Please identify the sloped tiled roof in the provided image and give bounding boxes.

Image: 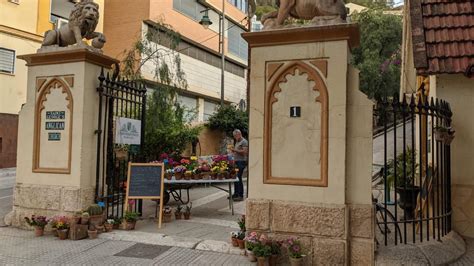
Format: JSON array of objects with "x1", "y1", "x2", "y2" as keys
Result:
[{"x1": 410, "y1": 0, "x2": 474, "y2": 75}]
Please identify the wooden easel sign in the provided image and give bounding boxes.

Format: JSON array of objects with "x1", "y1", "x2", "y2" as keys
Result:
[{"x1": 125, "y1": 162, "x2": 164, "y2": 228}]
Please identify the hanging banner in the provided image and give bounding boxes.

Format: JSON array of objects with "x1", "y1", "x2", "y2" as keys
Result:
[{"x1": 115, "y1": 117, "x2": 141, "y2": 145}]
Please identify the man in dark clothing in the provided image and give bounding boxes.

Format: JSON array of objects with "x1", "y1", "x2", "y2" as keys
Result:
[{"x1": 231, "y1": 129, "x2": 248, "y2": 201}]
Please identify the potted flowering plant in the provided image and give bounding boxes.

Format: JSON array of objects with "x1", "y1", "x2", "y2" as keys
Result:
[
  {"x1": 124, "y1": 211, "x2": 140, "y2": 230},
  {"x1": 24, "y1": 215, "x2": 48, "y2": 237},
  {"x1": 81, "y1": 212, "x2": 90, "y2": 225},
  {"x1": 230, "y1": 231, "x2": 239, "y2": 247},
  {"x1": 236, "y1": 231, "x2": 246, "y2": 249},
  {"x1": 269, "y1": 240, "x2": 282, "y2": 266},
  {"x1": 55, "y1": 216, "x2": 70, "y2": 240},
  {"x1": 163, "y1": 206, "x2": 173, "y2": 223},
  {"x1": 253, "y1": 242, "x2": 272, "y2": 266},
  {"x1": 244, "y1": 231, "x2": 259, "y2": 262},
  {"x1": 107, "y1": 216, "x2": 122, "y2": 229},
  {"x1": 173, "y1": 165, "x2": 186, "y2": 180},
  {"x1": 175, "y1": 205, "x2": 183, "y2": 220},
  {"x1": 104, "y1": 219, "x2": 114, "y2": 232},
  {"x1": 285, "y1": 237, "x2": 306, "y2": 266},
  {"x1": 199, "y1": 163, "x2": 212, "y2": 179},
  {"x1": 237, "y1": 215, "x2": 246, "y2": 232},
  {"x1": 184, "y1": 203, "x2": 192, "y2": 220}
]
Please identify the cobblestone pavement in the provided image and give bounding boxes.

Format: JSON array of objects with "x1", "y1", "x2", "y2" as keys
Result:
[
  {"x1": 450, "y1": 238, "x2": 474, "y2": 265},
  {"x1": 0, "y1": 227, "x2": 253, "y2": 265}
]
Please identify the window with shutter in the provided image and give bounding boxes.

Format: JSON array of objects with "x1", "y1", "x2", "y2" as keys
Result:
[{"x1": 0, "y1": 48, "x2": 15, "y2": 74}]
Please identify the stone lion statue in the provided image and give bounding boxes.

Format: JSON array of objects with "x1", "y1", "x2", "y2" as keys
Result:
[
  {"x1": 261, "y1": 0, "x2": 348, "y2": 29},
  {"x1": 42, "y1": 0, "x2": 106, "y2": 49}
]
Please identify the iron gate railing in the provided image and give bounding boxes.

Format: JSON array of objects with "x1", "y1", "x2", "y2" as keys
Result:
[
  {"x1": 373, "y1": 90, "x2": 453, "y2": 246},
  {"x1": 95, "y1": 68, "x2": 147, "y2": 219}
]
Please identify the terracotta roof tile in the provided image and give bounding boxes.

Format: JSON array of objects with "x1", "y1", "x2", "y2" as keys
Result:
[{"x1": 410, "y1": 0, "x2": 474, "y2": 74}]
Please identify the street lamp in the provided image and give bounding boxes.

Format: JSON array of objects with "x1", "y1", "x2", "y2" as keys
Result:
[
  {"x1": 199, "y1": 9, "x2": 213, "y2": 29},
  {"x1": 200, "y1": 5, "x2": 226, "y2": 106}
]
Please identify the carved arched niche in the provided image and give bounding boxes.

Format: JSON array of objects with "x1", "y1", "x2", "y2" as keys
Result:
[
  {"x1": 33, "y1": 77, "x2": 74, "y2": 173},
  {"x1": 264, "y1": 60, "x2": 328, "y2": 186}
]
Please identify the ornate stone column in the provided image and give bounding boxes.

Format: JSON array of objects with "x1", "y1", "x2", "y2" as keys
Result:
[
  {"x1": 242, "y1": 24, "x2": 374, "y2": 265},
  {"x1": 6, "y1": 49, "x2": 117, "y2": 227}
]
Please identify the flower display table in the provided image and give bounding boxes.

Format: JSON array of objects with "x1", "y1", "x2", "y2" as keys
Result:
[{"x1": 159, "y1": 178, "x2": 239, "y2": 215}]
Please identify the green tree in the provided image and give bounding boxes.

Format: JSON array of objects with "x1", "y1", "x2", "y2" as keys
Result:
[
  {"x1": 207, "y1": 105, "x2": 248, "y2": 138},
  {"x1": 121, "y1": 21, "x2": 202, "y2": 160},
  {"x1": 351, "y1": 9, "x2": 402, "y2": 100}
]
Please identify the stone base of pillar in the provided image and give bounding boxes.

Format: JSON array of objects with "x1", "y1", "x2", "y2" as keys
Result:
[
  {"x1": 6, "y1": 184, "x2": 94, "y2": 228},
  {"x1": 246, "y1": 199, "x2": 374, "y2": 265}
]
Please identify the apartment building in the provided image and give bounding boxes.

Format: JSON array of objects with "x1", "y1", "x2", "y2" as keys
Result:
[
  {"x1": 0, "y1": 0, "x2": 104, "y2": 167},
  {"x1": 103, "y1": 0, "x2": 249, "y2": 123}
]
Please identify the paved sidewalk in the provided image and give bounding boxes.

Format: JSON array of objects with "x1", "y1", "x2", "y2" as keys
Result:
[
  {"x1": 451, "y1": 238, "x2": 474, "y2": 265},
  {"x1": 0, "y1": 227, "x2": 253, "y2": 265}
]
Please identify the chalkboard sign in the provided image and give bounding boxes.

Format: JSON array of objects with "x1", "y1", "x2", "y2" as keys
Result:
[
  {"x1": 125, "y1": 163, "x2": 164, "y2": 228},
  {"x1": 127, "y1": 164, "x2": 163, "y2": 198}
]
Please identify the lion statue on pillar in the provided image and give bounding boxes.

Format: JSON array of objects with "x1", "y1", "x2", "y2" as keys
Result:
[
  {"x1": 42, "y1": 0, "x2": 106, "y2": 50},
  {"x1": 261, "y1": 0, "x2": 348, "y2": 29}
]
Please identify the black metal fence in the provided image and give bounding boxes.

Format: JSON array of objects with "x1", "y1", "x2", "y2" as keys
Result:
[
  {"x1": 373, "y1": 91, "x2": 453, "y2": 246},
  {"x1": 95, "y1": 68, "x2": 147, "y2": 219}
]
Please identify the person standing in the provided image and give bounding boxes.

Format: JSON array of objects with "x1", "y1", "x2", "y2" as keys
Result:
[{"x1": 231, "y1": 129, "x2": 248, "y2": 201}]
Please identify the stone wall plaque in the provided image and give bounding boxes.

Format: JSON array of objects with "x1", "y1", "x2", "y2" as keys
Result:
[
  {"x1": 33, "y1": 77, "x2": 73, "y2": 173},
  {"x1": 264, "y1": 60, "x2": 328, "y2": 187}
]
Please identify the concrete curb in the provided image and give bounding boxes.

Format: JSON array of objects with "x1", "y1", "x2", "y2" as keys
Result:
[
  {"x1": 376, "y1": 231, "x2": 466, "y2": 265},
  {"x1": 98, "y1": 229, "x2": 245, "y2": 255}
]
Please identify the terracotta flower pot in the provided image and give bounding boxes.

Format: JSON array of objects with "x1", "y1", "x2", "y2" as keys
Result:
[
  {"x1": 125, "y1": 221, "x2": 136, "y2": 230},
  {"x1": 52, "y1": 228, "x2": 58, "y2": 237},
  {"x1": 34, "y1": 226, "x2": 44, "y2": 237},
  {"x1": 200, "y1": 172, "x2": 211, "y2": 180},
  {"x1": 71, "y1": 216, "x2": 81, "y2": 225},
  {"x1": 269, "y1": 254, "x2": 278, "y2": 266},
  {"x1": 104, "y1": 223, "x2": 113, "y2": 232},
  {"x1": 247, "y1": 250, "x2": 257, "y2": 262},
  {"x1": 112, "y1": 223, "x2": 120, "y2": 229},
  {"x1": 175, "y1": 172, "x2": 183, "y2": 180},
  {"x1": 257, "y1": 257, "x2": 266, "y2": 266},
  {"x1": 231, "y1": 237, "x2": 239, "y2": 247},
  {"x1": 175, "y1": 212, "x2": 182, "y2": 220},
  {"x1": 88, "y1": 229, "x2": 98, "y2": 239},
  {"x1": 237, "y1": 239, "x2": 245, "y2": 249},
  {"x1": 183, "y1": 212, "x2": 191, "y2": 220},
  {"x1": 165, "y1": 172, "x2": 172, "y2": 180},
  {"x1": 163, "y1": 213, "x2": 173, "y2": 223},
  {"x1": 211, "y1": 173, "x2": 217, "y2": 180},
  {"x1": 289, "y1": 257, "x2": 303, "y2": 266},
  {"x1": 184, "y1": 172, "x2": 192, "y2": 180},
  {"x1": 81, "y1": 217, "x2": 89, "y2": 225},
  {"x1": 58, "y1": 229, "x2": 68, "y2": 240},
  {"x1": 217, "y1": 173, "x2": 224, "y2": 180},
  {"x1": 89, "y1": 214, "x2": 103, "y2": 228},
  {"x1": 95, "y1": 225, "x2": 104, "y2": 234}
]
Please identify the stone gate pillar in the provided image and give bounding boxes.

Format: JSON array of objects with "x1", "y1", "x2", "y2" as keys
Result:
[
  {"x1": 6, "y1": 49, "x2": 117, "y2": 227},
  {"x1": 242, "y1": 24, "x2": 374, "y2": 265}
]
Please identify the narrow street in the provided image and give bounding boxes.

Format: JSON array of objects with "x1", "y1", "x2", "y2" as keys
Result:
[{"x1": 373, "y1": 120, "x2": 413, "y2": 174}]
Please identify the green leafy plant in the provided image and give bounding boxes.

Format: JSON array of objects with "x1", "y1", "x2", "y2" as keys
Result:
[
  {"x1": 270, "y1": 240, "x2": 282, "y2": 255},
  {"x1": 253, "y1": 244, "x2": 272, "y2": 258},
  {"x1": 87, "y1": 204, "x2": 103, "y2": 216},
  {"x1": 124, "y1": 211, "x2": 140, "y2": 222},
  {"x1": 351, "y1": 9, "x2": 402, "y2": 101},
  {"x1": 24, "y1": 215, "x2": 48, "y2": 228},
  {"x1": 386, "y1": 147, "x2": 418, "y2": 188},
  {"x1": 207, "y1": 105, "x2": 248, "y2": 138},
  {"x1": 237, "y1": 215, "x2": 246, "y2": 232},
  {"x1": 185, "y1": 203, "x2": 192, "y2": 214},
  {"x1": 284, "y1": 237, "x2": 305, "y2": 259}
]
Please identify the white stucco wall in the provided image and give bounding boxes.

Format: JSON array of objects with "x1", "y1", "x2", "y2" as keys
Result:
[{"x1": 436, "y1": 74, "x2": 474, "y2": 237}]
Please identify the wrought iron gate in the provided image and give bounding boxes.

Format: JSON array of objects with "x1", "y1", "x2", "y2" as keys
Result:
[
  {"x1": 95, "y1": 68, "x2": 147, "y2": 219},
  {"x1": 373, "y1": 89, "x2": 453, "y2": 246}
]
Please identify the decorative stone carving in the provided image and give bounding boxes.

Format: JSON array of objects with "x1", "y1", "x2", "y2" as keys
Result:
[
  {"x1": 41, "y1": 0, "x2": 105, "y2": 52},
  {"x1": 261, "y1": 0, "x2": 347, "y2": 29}
]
